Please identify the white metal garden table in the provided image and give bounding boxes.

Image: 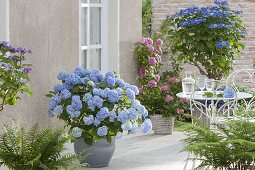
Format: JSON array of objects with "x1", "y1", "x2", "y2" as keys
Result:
[{"x1": 176, "y1": 91, "x2": 253, "y2": 128}]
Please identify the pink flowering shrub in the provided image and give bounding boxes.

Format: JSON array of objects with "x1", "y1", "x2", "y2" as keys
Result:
[{"x1": 134, "y1": 38, "x2": 189, "y2": 118}]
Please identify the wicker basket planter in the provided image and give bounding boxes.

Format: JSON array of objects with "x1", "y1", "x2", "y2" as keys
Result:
[{"x1": 150, "y1": 115, "x2": 175, "y2": 135}]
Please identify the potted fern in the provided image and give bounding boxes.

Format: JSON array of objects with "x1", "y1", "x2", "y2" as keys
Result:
[
  {"x1": 183, "y1": 119, "x2": 255, "y2": 169},
  {"x1": 0, "y1": 122, "x2": 79, "y2": 170},
  {"x1": 47, "y1": 67, "x2": 152, "y2": 167}
]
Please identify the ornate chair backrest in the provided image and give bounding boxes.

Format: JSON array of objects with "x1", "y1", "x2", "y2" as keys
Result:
[
  {"x1": 226, "y1": 69, "x2": 255, "y2": 116},
  {"x1": 190, "y1": 80, "x2": 237, "y2": 128}
]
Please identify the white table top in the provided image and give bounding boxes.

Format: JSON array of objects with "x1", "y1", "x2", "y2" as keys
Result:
[{"x1": 176, "y1": 91, "x2": 253, "y2": 101}]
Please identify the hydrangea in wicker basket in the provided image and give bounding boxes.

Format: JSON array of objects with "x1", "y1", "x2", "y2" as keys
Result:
[{"x1": 47, "y1": 67, "x2": 152, "y2": 145}]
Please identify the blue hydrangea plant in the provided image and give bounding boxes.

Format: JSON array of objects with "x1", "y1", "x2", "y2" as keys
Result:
[
  {"x1": 161, "y1": 0, "x2": 246, "y2": 80},
  {"x1": 47, "y1": 67, "x2": 152, "y2": 145}
]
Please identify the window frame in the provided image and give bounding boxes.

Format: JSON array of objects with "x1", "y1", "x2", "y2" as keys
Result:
[
  {"x1": 0, "y1": 0, "x2": 9, "y2": 41},
  {"x1": 79, "y1": 0, "x2": 108, "y2": 72}
]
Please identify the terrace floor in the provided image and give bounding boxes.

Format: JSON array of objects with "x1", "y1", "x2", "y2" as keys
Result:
[{"x1": 77, "y1": 131, "x2": 190, "y2": 170}]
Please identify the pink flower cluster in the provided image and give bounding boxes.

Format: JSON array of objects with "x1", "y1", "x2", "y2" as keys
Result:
[
  {"x1": 139, "y1": 67, "x2": 146, "y2": 77},
  {"x1": 177, "y1": 108, "x2": 184, "y2": 115},
  {"x1": 169, "y1": 77, "x2": 180, "y2": 83},
  {"x1": 147, "y1": 80, "x2": 157, "y2": 88},
  {"x1": 160, "y1": 86, "x2": 170, "y2": 92},
  {"x1": 165, "y1": 95, "x2": 174, "y2": 103}
]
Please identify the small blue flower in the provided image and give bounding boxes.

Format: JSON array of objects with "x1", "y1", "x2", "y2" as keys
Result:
[
  {"x1": 97, "y1": 126, "x2": 108, "y2": 136},
  {"x1": 60, "y1": 89, "x2": 71, "y2": 99},
  {"x1": 65, "y1": 73, "x2": 81, "y2": 86},
  {"x1": 117, "y1": 110, "x2": 129, "y2": 123},
  {"x1": 128, "y1": 108, "x2": 138, "y2": 121},
  {"x1": 72, "y1": 127, "x2": 82, "y2": 138},
  {"x1": 216, "y1": 41, "x2": 223, "y2": 49},
  {"x1": 57, "y1": 71, "x2": 69, "y2": 80},
  {"x1": 96, "y1": 107, "x2": 109, "y2": 121},
  {"x1": 92, "y1": 96, "x2": 104, "y2": 108},
  {"x1": 128, "y1": 85, "x2": 139, "y2": 95},
  {"x1": 116, "y1": 88, "x2": 123, "y2": 96},
  {"x1": 99, "y1": 89, "x2": 107, "y2": 98},
  {"x1": 141, "y1": 119, "x2": 152, "y2": 133},
  {"x1": 48, "y1": 96, "x2": 61, "y2": 110},
  {"x1": 136, "y1": 105, "x2": 148, "y2": 118},
  {"x1": 53, "y1": 105, "x2": 63, "y2": 115},
  {"x1": 105, "y1": 71, "x2": 115, "y2": 78},
  {"x1": 87, "y1": 100, "x2": 96, "y2": 111},
  {"x1": 109, "y1": 111, "x2": 117, "y2": 122},
  {"x1": 106, "y1": 76, "x2": 115, "y2": 88},
  {"x1": 126, "y1": 88, "x2": 135, "y2": 101},
  {"x1": 83, "y1": 115, "x2": 94, "y2": 125},
  {"x1": 93, "y1": 88, "x2": 100, "y2": 96},
  {"x1": 94, "y1": 118, "x2": 101, "y2": 126},
  {"x1": 83, "y1": 93, "x2": 93, "y2": 102},
  {"x1": 53, "y1": 84, "x2": 63, "y2": 93},
  {"x1": 122, "y1": 121, "x2": 132, "y2": 131},
  {"x1": 224, "y1": 87, "x2": 235, "y2": 98},
  {"x1": 107, "y1": 90, "x2": 120, "y2": 103},
  {"x1": 129, "y1": 123, "x2": 138, "y2": 134},
  {"x1": 71, "y1": 96, "x2": 82, "y2": 111},
  {"x1": 115, "y1": 78, "x2": 126, "y2": 88}
]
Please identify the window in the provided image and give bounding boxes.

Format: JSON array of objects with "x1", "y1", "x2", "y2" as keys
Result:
[
  {"x1": 0, "y1": 0, "x2": 9, "y2": 41},
  {"x1": 80, "y1": 0, "x2": 108, "y2": 71}
]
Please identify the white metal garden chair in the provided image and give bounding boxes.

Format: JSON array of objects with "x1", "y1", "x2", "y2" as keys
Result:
[{"x1": 226, "y1": 69, "x2": 255, "y2": 117}]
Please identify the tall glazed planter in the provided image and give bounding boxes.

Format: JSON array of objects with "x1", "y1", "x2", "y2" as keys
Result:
[
  {"x1": 150, "y1": 115, "x2": 174, "y2": 135},
  {"x1": 74, "y1": 138, "x2": 116, "y2": 168}
]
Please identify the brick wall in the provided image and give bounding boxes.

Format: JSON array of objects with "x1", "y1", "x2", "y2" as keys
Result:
[{"x1": 152, "y1": 0, "x2": 255, "y2": 78}]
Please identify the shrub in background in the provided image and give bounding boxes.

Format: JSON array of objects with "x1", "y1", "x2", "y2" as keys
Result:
[
  {"x1": 161, "y1": 0, "x2": 246, "y2": 80},
  {"x1": 0, "y1": 41, "x2": 32, "y2": 111}
]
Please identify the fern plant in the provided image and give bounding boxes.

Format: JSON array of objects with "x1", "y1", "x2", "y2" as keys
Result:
[
  {"x1": 182, "y1": 120, "x2": 255, "y2": 170},
  {"x1": 0, "y1": 123, "x2": 79, "y2": 170}
]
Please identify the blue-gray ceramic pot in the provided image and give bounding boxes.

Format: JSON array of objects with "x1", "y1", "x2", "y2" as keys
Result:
[{"x1": 74, "y1": 138, "x2": 116, "y2": 168}]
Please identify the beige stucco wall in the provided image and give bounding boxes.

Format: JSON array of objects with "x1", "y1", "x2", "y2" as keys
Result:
[
  {"x1": 1, "y1": 0, "x2": 80, "y2": 129},
  {"x1": 119, "y1": 0, "x2": 142, "y2": 85},
  {"x1": 0, "y1": 0, "x2": 142, "y2": 130},
  {"x1": 0, "y1": 0, "x2": 9, "y2": 40}
]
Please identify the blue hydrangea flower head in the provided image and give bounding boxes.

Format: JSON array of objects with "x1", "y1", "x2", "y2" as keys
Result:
[
  {"x1": 83, "y1": 93, "x2": 93, "y2": 102},
  {"x1": 65, "y1": 73, "x2": 81, "y2": 86},
  {"x1": 117, "y1": 110, "x2": 128, "y2": 123},
  {"x1": 115, "y1": 78, "x2": 126, "y2": 88},
  {"x1": 97, "y1": 126, "x2": 108, "y2": 136},
  {"x1": 128, "y1": 108, "x2": 138, "y2": 121},
  {"x1": 109, "y1": 111, "x2": 117, "y2": 122},
  {"x1": 141, "y1": 119, "x2": 152, "y2": 133},
  {"x1": 121, "y1": 121, "x2": 132, "y2": 131},
  {"x1": 105, "y1": 71, "x2": 115, "y2": 78},
  {"x1": 106, "y1": 76, "x2": 115, "y2": 88},
  {"x1": 128, "y1": 85, "x2": 139, "y2": 95},
  {"x1": 87, "y1": 100, "x2": 96, "y2": 111},
  {"x1": 92, "y1": 96, "x2": 104, "y2": 108},
  {"x1": 96, "y1": 107, "x2": 109, "y2": 121},
  {"x1": 53, "y1": 84, "x2": 63, "y2": 93},
  {"x1": 53, "y1": 105, "x2": 63, "y2": 115},
  {"x1": 107, "y1": 90, "x2": 120, "y2": 103},
  {"x1": 94, "y1": 118, "x2": 101, "y2": 126},
  {"x1": 57, "y1": 71, "x2": 69, "y2": 80},
  {"x1": 72, "y1": 127, "x2": 82, "y2": 138},
  {"x1": 48, "y1": 96, "x2": 61, "y2": 110},
  {"x1": 126, "y1": 88, "x2": 135, "y2": 101},
  {"x1": 224, "y1": 87, "x2": 235, "y2": 98},
  {"x1": 71, "y1": 95, "x2": 82, "y2": 111},
  {"x1": 83, "y1": 115, "x2": 94, "y2": 125},
  {"x1": 60, "y1": 89, "x2": 71, "y2": 99},
  {"x1": 116, "y1": 88, "x2": 123, "y2": 96}
]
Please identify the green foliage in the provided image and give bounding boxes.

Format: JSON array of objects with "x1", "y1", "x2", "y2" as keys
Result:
[
  {"x1": 0, "y1": 123, "x2": 79, "y2": 170},
  {"x1": 0, "y1": 42, "x2": 32, "y2": 111},
  {"x1": 142, "y1": 0, "x2": 152, "y2": 37},
  {"x1": 160, "y1": 1, "x2": 246, "y2": 80},
  {"x1": 182, "y1": 120, "x2": 255, "y2": 169}
]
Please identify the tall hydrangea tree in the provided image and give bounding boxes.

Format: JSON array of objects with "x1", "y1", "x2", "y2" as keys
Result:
[{"x1": 161, "y1": 0, "x2": 246, "y2": 80}]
